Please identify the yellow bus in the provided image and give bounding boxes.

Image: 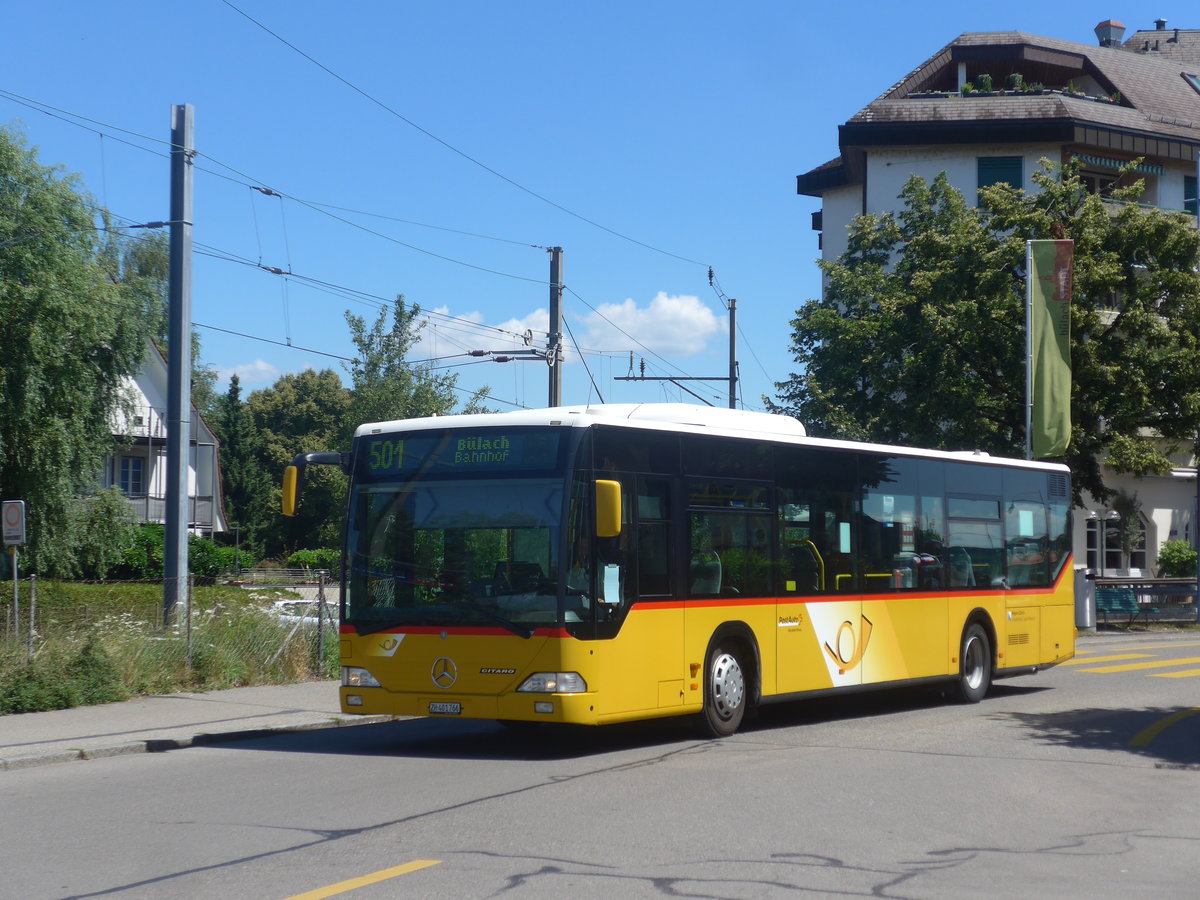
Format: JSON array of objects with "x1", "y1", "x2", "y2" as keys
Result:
[{"x1": 283, "y1": 403, "x2": 1074, "y2": 737}]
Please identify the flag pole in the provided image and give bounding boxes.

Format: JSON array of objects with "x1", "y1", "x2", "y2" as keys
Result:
[{"x1": 1025, "y1": 240, "x2": 1034, "y2": 460}]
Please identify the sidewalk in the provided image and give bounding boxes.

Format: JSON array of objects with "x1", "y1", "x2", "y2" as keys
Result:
[{"x1": 0, "y1": 680, "x2": 396, "y2": 772}]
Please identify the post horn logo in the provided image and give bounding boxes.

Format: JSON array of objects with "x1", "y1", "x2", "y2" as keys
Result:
[
  {"x1": 824, "y1": 615, "x2": 874, "y2": 675},
  {"x1": 431, "y1": 657, "x2": 458, "y2": 689}
]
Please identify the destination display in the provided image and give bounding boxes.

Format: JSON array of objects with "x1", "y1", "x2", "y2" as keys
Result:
[{"x1": 360, "y1": 429, "x2": 562, "y2": 479}]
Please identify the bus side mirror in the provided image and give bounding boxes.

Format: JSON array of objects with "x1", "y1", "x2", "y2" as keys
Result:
[
  {"x1": 281, "y1": 451, "x2": 350, "y2": 517},
  {"x1": 595, "y1": 479, "x2": 622, "y2": 538},
  {"x1": 282, "y1": 465, "x2": 300, "y2": 517}
]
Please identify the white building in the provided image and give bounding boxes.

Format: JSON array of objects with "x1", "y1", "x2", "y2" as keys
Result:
[
  {"x1": 797, "y1": 20, "x2": 1200, "y2": 576},
  {"x1": 101, "y1": 338, "x2": 227, "y2": 537}
]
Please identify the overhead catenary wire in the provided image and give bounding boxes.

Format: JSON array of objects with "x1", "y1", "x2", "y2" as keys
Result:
[
  {"x1": 564, "y1": 285, "x2": 699, "y2": 383},
  {"x1": 709, "y1": 266, "x2": 772, "y2": 405},
  {"x1": 0, "y1": 88, "x2": 553, "y2": 285},
  {"x1": 191, "y1": 242, "x2": 546, "y2": 345},
  {"x1": 94, "y1": 217, "x2": 628, "y2": 378},
  {"x1": 218, "y1": 0, "x2": 711, "y2": 269},
  {"x1": 2, "y1": 86, "x2": 747, "y2": 350},
  {"x1": 562, "y1": 315, "x2": 605, "y2": 404},
  {"x1": 13, "y1": 216, "x2": 537, "y2": 410},
  {"x1": 2, "y1": 88, "x2": 754, "y2": 409}
]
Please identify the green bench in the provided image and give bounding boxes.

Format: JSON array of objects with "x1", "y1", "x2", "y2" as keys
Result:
[{"x1": 1095, "y1": 588, "x2": 1157, "y2": 626}]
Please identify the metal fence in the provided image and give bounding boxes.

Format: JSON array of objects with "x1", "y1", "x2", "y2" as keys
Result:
[
  {"x1": 0, "y1": 574, "x2": 338, "y2": 680},
  {"x1": 1096, "y1": 577, "x2": 1200, "y2": 624},
  {"x1": 234, "y1": 568, "x2": 332, "y2": 585}
]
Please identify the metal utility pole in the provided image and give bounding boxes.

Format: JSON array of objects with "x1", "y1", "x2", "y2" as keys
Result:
[
  {"x1": 727, "y1": 297, "x2": 738, "y2": 409},
  {"x1": 164, "y1": 104, "x2": 194, "y2": 623},
  {"x1": 548, "y1": 247, "x2": 563, "y2": 407},
  {"x1": 616, "y1": 297, "x2": 740, "y2": 409}
]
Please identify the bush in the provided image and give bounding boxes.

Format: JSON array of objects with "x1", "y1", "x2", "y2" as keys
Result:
[
  {"x1": 115, "y1": 524, "x2": 166, "y2": 579},
  {"x1": 188, "y1": 536, "x2": 225, "y2": 578},
  {"x1": 213, "y1": 544, "x2": 255, "y2": 576},
  {"x1": 0, "y1": 634, "x2": 130, "y2": 713},
  {"x1": 0, "y1": 665, "x2": 74, "y2": 714},
  {"x1": 286, "y1": 548, "x2": 341, "y2": 578},
  {"x1": 1156, "y1": 539, "x2": 1198, "y2": 578},
  {"x1": 64, "y1": 634, "x2": 129, "y2": 705},
  {"x1": 109, "y1": 526, "x2": 251, "y2": 580}
]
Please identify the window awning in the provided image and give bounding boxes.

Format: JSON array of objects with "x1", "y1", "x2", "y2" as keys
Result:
[{"x1": 1074, "y1": 153, "x2": 1165, "y2": 176}]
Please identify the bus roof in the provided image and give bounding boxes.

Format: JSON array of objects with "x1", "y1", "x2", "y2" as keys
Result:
[{"x1": 355, "y1": 403, "x2": 1069, "y2": 473}]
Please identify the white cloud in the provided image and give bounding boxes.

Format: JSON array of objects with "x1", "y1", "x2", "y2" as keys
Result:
[
  {"x1": 581, "y1": 292, "x2": 721, "y2": 356},
  {"x1": 217, "y1": 358, "x2": 280, "y2": 389},
  {"x1": 410, "y1": 294, "x2": 721, "y2": 371}
]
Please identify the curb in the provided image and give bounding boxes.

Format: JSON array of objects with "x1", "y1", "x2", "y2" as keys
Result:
[{"x1": 0, "y1": 715, "x2": 399, "y2": 773}]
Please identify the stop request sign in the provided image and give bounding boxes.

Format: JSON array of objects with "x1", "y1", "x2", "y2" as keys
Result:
[{"x1": 3, "y1": 500, "x2": 26, "y2": 546}]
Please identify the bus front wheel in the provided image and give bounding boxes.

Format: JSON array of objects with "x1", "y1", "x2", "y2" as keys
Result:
[
  {"x1": 956, "y1": 622, "x2": 992, "y2": 703},
  {"x1": 701, "y1": 643, "x2": 747, "y2": 737}
]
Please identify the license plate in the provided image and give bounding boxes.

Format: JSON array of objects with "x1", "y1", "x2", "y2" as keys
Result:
[{"x1": 428, "y1": 701, "x2": 462, "y2": 715}]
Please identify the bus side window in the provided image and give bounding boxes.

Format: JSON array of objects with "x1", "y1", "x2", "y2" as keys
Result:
[
  {"x1": 947, "y1": 497, "x2": 1004, "y2": 587},
  {"x1": 690, "y1": 514, "x2": 723, "y2": 594},
  {"x1": 634, "y1": 478, "x2": 672, "y2": 597}
]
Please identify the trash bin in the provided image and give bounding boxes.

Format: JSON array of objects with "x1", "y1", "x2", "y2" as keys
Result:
[{"x1": 1075, "y1": 566, "x2": 1096, "y2": 631}]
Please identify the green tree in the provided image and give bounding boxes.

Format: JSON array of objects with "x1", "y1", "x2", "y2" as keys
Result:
[
  {"x1": 69, "y1": 487, "x2": 138, "y2": 580},
  {"x1": 212, "y1": 374, "x2": 272, "y2": 554},
  {"x1": 110, "y1": 230, "x2": 219, "y2": 419},
  {"x1": 114, "y1": 231, "x2": 169, "y2": 343},
  {"x1": 245, "y1": 298, "x2": 491, "y2": 557},
  {"x1": 343, "y1": 295, "x2": 489, "y2": 441},
  {"x1": 247, "y1": 368, "x2": 351, "y2": 556},
  {"x1": 772, "y1": 160, "x2": 1200, "y2": 502},
  {"x1": 0, "y1": 126, "x2": 146, "y2": 574}
]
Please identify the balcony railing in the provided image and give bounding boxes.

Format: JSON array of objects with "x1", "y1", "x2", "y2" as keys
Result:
[{"x1": 121, "y1": 494, "x2": 217, "y2": 531}]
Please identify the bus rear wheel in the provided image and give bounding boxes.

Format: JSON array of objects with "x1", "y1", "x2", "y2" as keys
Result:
[
  {"x1": 701, "y1": 643, "x2": 747, "y2": 737},
  {"x1": 956, "y1": 622, "x2": 992, "y2": 703}
]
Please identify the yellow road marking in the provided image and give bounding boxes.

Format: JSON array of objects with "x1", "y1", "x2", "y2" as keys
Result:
[
  {"x1": 1150, "y1": 668, "x2": 1200, "y2": 679},
  {"x1": 1130, "y1": 707, "x2": 1200, "y2": 747},
  {"x1": 1077, "y1": 656, "x2": 1200, "y2": 674},
  {"x1": 283, "y1": 860, "x2": 442, "y2": 900},
  {"x1": 1081, "y1": 641, "x2": 1200, "y2": 653},
  {"x1": 1060, "y1": 654, "x2": 1152, "y2": 665}
]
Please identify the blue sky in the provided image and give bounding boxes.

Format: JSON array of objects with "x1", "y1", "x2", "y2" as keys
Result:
[{"x1": 5, "y1": 2, "x2": 1193, "y2": 413}]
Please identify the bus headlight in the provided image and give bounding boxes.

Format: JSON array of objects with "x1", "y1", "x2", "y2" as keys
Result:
[
  {"x1": 517, "y1": 672, "x2": 587, "y2": 693},
  {"x1": 342, "y1": 667, "x2": 382, "y2": 688}
]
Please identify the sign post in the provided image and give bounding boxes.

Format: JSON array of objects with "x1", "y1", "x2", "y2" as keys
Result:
[{"x1": 3, "y1": 500, "x2": 26, "y2": 640}]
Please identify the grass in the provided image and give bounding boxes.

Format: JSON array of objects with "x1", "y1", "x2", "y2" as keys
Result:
[{"x1": 0, "y1": 581, "x2": 338, "y2": 715}]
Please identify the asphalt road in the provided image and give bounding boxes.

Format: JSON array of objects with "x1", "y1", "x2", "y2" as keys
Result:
[{"x1": 3, "y1": 631, "x2": 1198, "y2": 900}]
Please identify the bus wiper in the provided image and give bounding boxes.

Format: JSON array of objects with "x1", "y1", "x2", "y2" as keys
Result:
[
  {"x1": 354, "y1": 617, "x2": 417, "y2": 637},
  {"x1": 350, "y1": 603, "x2": 533, "y2": 639},
  {"x1": 433, "y1": 602, "x2": 534, "y2": 639}
]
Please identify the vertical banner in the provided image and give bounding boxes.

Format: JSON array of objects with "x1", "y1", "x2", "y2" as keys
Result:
[{"x1": 1027, "y1": 239, "x2": 1073, "y2": 458}]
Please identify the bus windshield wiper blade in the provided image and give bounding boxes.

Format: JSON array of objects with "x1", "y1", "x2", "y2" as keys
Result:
[
  {"x1": 435, "y1": 602, "x2": 534, "y2": 639},
  {"x1": 349, "y1": 604, "x2": 534, "y2": 639},
  {"x1": 354, "y1": 617, "x2": 415, "y2": 637}
]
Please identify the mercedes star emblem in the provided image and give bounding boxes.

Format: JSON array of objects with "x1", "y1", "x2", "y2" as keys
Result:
[{"x1": 431, "y1": 657, "x2": 458, "y2": 689}]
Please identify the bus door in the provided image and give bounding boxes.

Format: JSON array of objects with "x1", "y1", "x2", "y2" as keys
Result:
[
  {"x1": 685, "y1": 478, "x2": 774, "y2": 689},
  {"x1": 775, "y1": 451, "x2": 861, "y2": 695},
  {"x1": 591, "y1": 474, "x2": 685, "y2": 716},
  {"x1": 858, "y1": 458, "x2": 948, "y2": 685}
]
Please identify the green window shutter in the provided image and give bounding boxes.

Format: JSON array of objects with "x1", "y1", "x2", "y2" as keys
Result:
[
  {"x1": 1185, "y1": 174, "x2": 1198, "y2": 217},
  {"x1": 978, "y1": 156, "x2": 1023, "y2": 190}
]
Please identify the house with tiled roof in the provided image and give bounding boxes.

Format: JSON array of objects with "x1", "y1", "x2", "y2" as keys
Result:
[
  {"x1": 101, "y1": 337, "x2": 227, "y2": 538},
  {"x1": 796, "y1": 19, "x2": 1200, "y2": 581}
]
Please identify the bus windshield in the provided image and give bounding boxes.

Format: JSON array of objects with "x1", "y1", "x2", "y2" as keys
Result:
[{"x1": 346, "y1": 477, "x2": 569, "y2": 633}]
